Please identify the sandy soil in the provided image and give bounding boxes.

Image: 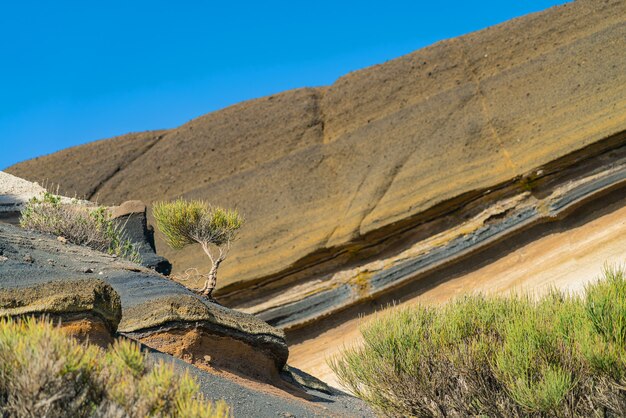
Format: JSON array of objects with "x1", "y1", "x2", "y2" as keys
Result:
[
  {"x1": 288, "y1": 200, "x2": 626, "y2": 389},
  {"x1": 60, "y1": 316, "x2": 115, "y2": 348}
]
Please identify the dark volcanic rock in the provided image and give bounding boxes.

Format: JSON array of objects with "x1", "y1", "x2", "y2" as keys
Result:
[
  {"x1": 109, "y1": 200, "x2": 172, "y2": 274},
  {"x1": 152, "y1": 351, "x2": 374, "y2": 418},
  {"x1": 0, "y1": 222, "x2": 374, "y2": 416},
  {"x1": 0, "y1": 223, "x2": 287, "y2": 382}
]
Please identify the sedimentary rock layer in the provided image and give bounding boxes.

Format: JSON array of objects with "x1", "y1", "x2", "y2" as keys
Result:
[
  {"x1": 7, "y1": 0, "x2": 626, "y2": 302},
  {"x1": 236, "y1": 131, "x2": 626, "y2": 329},
  {"x1": 288, "y1": 170, "x2": 626, "y2": 390},
  {"x1": 0, "y1": 279, "x2": 121, "y2": 328},
  {"x1": 0, "y1": 277, "x2": 122, "y2": 346}
]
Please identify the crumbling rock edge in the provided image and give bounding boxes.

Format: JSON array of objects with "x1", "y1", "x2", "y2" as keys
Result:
[
  {"x1": 0, "y1": 278, "x2": 122, "y2": 334},
  {"x1": 0, "y1": 223, "x2": 287, "y2": 387},
  {"x1": 124, "y1": 319, "x2": 289, "y2": 371}
]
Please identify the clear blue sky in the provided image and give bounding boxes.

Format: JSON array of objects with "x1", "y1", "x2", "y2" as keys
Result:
[{"x1": 0, "y1": 0, "x2": 569, "y2": 170}]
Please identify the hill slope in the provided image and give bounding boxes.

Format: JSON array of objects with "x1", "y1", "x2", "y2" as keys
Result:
[{"x1": 8, "y1": 0, "x2": 626, "y2": 299}]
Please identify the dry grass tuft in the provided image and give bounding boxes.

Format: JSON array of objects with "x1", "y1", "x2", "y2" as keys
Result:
[
  {"x1": 0, "y1": 317, "x2": 230, "y2": 417},
  {"x1": 20, "y1": 192, "x2": 140, "y2": 263}
]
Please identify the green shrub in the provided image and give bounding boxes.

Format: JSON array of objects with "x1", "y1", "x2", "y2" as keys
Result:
[
  {"x1": 20, "y1": 192, "x2": 140, "y2": 263},
  {"x1": 153, "y1": 199, "x2": 243, "y2": 298},
  {"x1": 582, "y1": 265, "x2": 626, "y2": 385},
  {"x1": 330, "y1": 266, "x2": 626, "y2": 417},
  {"x1": 586, "y1": 265, "x2": 626, "y2": 345},
  {"x1": 0, "y1": 317, "x2": 230, "y2": 417}
]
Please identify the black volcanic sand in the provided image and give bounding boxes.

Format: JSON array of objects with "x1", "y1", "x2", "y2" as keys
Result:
[{"x1": 150, "y1": 351, "x2": 374, "y2": 418}]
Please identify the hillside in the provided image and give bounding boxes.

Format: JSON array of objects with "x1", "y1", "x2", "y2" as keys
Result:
[{"x1": 8, "y1": 0, "x2": 626, "y2": 313}]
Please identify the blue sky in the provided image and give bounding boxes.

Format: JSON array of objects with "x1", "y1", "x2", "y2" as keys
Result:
[{"x1": 0, "y1": 0, "x2": 569, "y2": 170}]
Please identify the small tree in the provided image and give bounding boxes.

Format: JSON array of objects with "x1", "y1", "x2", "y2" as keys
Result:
[{"x1": 152, "y1": 199, "x2": 243, "y2": 299}]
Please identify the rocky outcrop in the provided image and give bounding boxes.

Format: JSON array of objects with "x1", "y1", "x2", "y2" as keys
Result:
[
  {"x1": 0, "y1": 175, "x2": 124, "y2": 346},
  {"x1": 6, "y1": 0, "x2": 626, "y2": 342},
  {"x1": 0, "y1": 173, "x2": 171, "y2": 275},
  {"x1": 7, "y1": 1, "x2": 625, "y2": 302},
  {"x1": 0, "y1": 278, "x2": 121, "y2": 346},
  {"x1": 0, "y1": 223, "x2": 287, "y2": 384},
  {"x1": 109, "y1": 200, "x2": 172, "y2": 274},
  {"x1": 0, "y1": 222, "x2": 374, "y2": 416}
]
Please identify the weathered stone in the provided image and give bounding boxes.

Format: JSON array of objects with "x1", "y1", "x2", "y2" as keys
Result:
[
  {"x1": 109, "y1": 200, "x2": 172, "y2": 274},
  {"x1": 240, "y1": 139, "x2": 626, "y2": 328},
  {"x1": 9, "y1": 0, "x2": 626, "y2": 334},
  {"x1": 0, "y1": 278, "x2": 121, "y2": 331},
  {"x1": 0, "y1": 223, "x2": 288, "y2": 380},
  {"x1": 0, "y1": 277, "x2": 122, "y2": 346},
  {"x1": 110, "y1": 200, "x2": 146, "y2": 218}
]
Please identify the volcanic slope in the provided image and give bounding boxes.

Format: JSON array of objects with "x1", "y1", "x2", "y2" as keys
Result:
[{"x1": 8, "y1": 0, "x2": 626, "y2": 299}]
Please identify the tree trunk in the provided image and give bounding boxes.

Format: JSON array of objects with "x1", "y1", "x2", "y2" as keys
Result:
[{"x1": 201, "y1": 257, "x2": 223, "y2": 299}]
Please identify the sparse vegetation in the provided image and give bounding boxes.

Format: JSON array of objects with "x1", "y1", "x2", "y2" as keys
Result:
[
  {"x1": 153, "y1": 199, "x2": 243, "y2": 299},
  {"x1": 20, "y1": 192, "x2": 140, "y2": 262},
  {"x1": 330, "y1": 265, "x2": 626, "y2": 417},
  {"x1": 0, "y1": 317, "x2": 230, "y2": 417}
]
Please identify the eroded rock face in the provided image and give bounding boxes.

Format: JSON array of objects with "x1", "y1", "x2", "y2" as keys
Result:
[
  {"x1": 0, "y1": 214, "x2": 375, "y2": 415},
  {"x1": 108, "y1": 200, "x2": 172, "y2": 274},
  {"x1": 0, "y1": 223, "x2": 288, "y2": 382},
  {"x1": 0, "y1": 178, "x2": 172, "y2": 275},
  {"x1": 0, "y1": 278, "x2": 122, "y2": 346},
  {"x1": 136, "y1": 327, "x2": 286, "y2": 384},
  {"x1": 117, "y1": 292, "x2": 289, "y2": 381},
  {"x1": 238, "y1": 133, "x2": 626, "y2": 329}
]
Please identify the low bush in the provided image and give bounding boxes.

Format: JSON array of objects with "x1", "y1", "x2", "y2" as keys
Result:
[
  {"x1": 0, "y1": 317, "x2": 230, "y2": 417},
  {"x1": 330, "y1": 265, "x2": 626, "y2": 417},
  {"x1": 20, "y1": 192, "x2": 140, "y2": 262}
]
